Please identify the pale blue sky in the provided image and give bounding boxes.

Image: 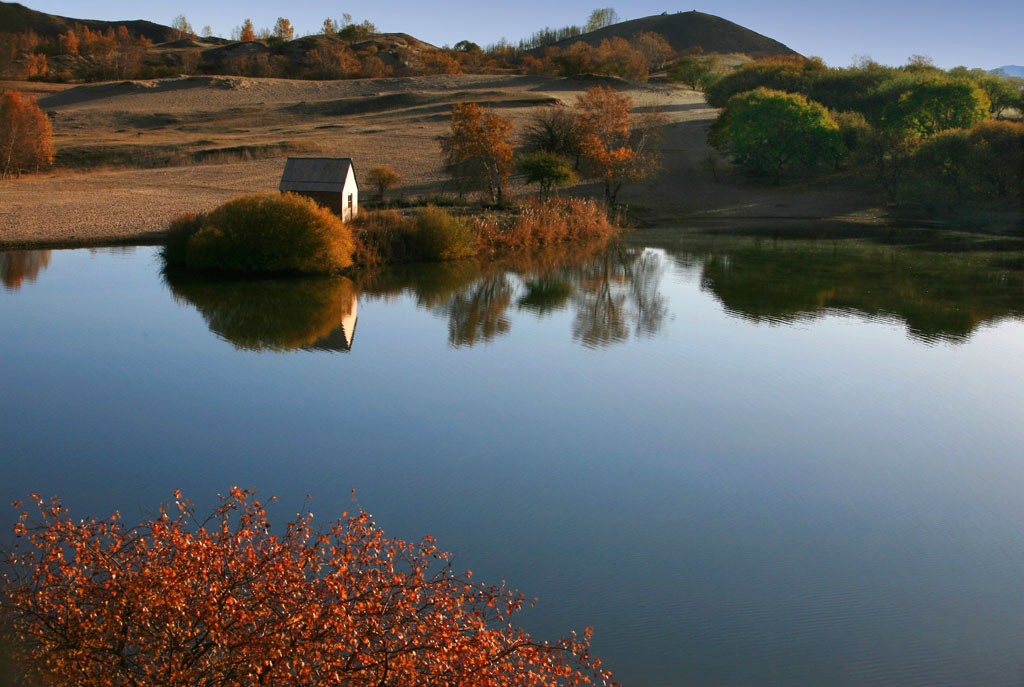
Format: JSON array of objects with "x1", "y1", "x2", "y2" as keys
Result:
[{"x1": 31, "y1": 1, "x2": 1022, "y2": 70}]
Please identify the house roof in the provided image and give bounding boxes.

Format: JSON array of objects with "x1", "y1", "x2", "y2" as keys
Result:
[{"x1": 279, "y1": 157, "x2": 356, "y2": 193}]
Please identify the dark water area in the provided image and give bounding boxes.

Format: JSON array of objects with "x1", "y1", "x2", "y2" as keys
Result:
[{"x1": 2, "y1": 232, "x2": 1024, "y2": 686}]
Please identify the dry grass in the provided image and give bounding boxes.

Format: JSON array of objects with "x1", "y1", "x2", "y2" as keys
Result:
[
  {"x1": 477, "y1": 197, "x2": 619, "y2": 254},
  {"x1": 351, "y1": 197, "x2": 621, "y2": 266}
]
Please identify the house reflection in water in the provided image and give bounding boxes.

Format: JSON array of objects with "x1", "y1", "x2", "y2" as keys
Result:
[
  {"x1": 304, "y1": 298, "x2": 358, "y2": 352},
  {"x1": 164, "y1": 273, "x2": 358, "y2": 353}
]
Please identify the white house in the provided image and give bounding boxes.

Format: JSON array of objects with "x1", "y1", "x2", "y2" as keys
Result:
[{"x1": 279, "y1": 157, "x2": 359, "y2": 222}]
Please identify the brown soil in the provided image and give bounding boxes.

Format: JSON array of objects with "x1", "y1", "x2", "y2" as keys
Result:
[{"x1": 0, "y1": 73, "x2": 887, "y2": 249}]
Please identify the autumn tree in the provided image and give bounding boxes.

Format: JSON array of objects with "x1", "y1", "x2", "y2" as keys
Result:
[
  {"x1": 0, "y1": 489, "x2": 615, "y2": 687},
  {"x1": 575, "y1": 86, "x2": 663, "y2": 205},
  {"x1": 58, "y1": 29, "x2": 78, "y2": 55},
  {"x1": 239, "y1": 19, "x2": 256, "y2": 42},
  {"x1": 322, "y1": 17, "x2": 340, "y2": 36},
  {"x1": 439, "y1": 103, "x2": 515, "y2": 203},
  {"x1": 307, "y1": 44, "x2": 359, "y2": 79},
  {"x1": 710, "y1": 88, "x2": 843, "y2": 181},
  {"x1": 365, "y1": 165, "x2": 402, "y2": 202},
  {"x1": 0, "y1": 91, "x2": 54, "y2": 179},
  {"x1": 273, "y1": 17, "x2": 294, "y2": 41}
]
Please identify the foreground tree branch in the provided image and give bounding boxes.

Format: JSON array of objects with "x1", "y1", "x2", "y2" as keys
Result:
[{"x1": 1, "y1": 489, "x2": 615, "y2": 687}]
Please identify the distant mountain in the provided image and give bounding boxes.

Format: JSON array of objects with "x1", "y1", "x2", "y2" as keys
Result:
[
  {"x1": 991, "y1": 65, "x2": 1024, "y2": 78},
  {"x1": 0, "y1": 1, "x2": 178, "y2": 43},
  {"x1": 541, "y1": 11, "x2": 799, "y2": 57}
]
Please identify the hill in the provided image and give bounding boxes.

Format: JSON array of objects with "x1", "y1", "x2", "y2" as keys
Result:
[
  {"x1": 540, "y1": 11, "x2": 799, "y2": 57},
  {"x1": 992, "y1": 65, "x2": 1024, "y2": 78},
  {"x1": 0, "y1": 1, "x2": 178, "y2": 43}
]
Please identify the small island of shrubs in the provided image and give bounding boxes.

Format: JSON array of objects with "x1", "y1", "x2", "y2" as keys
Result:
[{"x1": 163, "y1": 192, "x2": 619, "y2": 275}]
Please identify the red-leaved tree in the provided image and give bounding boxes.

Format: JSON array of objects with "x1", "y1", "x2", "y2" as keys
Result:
[{"x1": 1, "y1": 489, "x2": 614, "y2": 687}]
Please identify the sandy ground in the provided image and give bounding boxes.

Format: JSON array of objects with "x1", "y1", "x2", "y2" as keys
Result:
[{"x1": 0, "y1": 74, "x2": 883, "y2": 248}]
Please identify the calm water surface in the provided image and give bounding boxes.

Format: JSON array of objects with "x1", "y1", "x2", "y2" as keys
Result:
[{"x1": 2, "y1": 232, "x2": 1024, "y2": 686}]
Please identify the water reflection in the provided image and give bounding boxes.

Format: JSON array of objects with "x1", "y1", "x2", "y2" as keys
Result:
[
  {"x1": 357, "y1": 242, "x2": 670, "y2": 349},
  {"x1": 0, "y1": 251, "x2": 51, "y2": 291},
  {"x1": 164, "y1": 272, "x2": 358, "y2": 352},
  {"x1": 655, "y1": 236, "x2": 1024, "y2": 344}
]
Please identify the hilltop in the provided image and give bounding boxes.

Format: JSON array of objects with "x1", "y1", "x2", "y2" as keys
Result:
[
  {"x1": 540, "y1": 11, "x2": 799, "y2": 57},
  {"x1": 993, "y1": 65, "x2": 1024, "y2": 78},
  {"x1": 0, "y1": 1, "x2": 178, "y2": 43}
]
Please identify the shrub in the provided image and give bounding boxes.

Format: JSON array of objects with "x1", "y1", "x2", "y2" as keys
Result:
[
  {"x1": 170, "y1": 193, "x2": 355, "y2": 274},
  {"x1": 350, "y1": 209, "x2": 417, "y2": 265},
  {"x1": 832, "y1": 110, "x2": 872, "y2": 158},
  {"x1": 518, "y1": 151, "x2": 575, "y2": 198},
  {"x1": 481, "y1": 197, "x2": 618, "y2": 253},
  {"x1": 967, "y1": 119, "x2": 1024, "y2": 197},
  {"x1": 162, "y1": 212, "x2": 204, "y2": 267},
  {"x1": 414, "y1": 205, "x2": 479, "y2": 261}
]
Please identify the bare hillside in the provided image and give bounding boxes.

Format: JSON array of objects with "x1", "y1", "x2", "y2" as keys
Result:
[
  {"x1": 0, "y1": 1, "x2": 178, "y2": 43},
  {"x1": 541, "y1": 11, "x2": 799, "y2": 57}
]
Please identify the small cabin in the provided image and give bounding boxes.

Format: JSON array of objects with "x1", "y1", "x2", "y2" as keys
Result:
[{"x1": 279, "y1": 157, "x2": 359, "y2": 222}]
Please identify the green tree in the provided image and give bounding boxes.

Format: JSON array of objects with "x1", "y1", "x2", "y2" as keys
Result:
[
  {"x1": 967, "y1": 119, "x2": 1024, "y2": 197},
  {"x1": 975, "y1": 74, "x2": 1023, "y2": 119},
  {"x1": 518, "y1": 151, "x2": 575, "y2": 198},
  {"x1": 667, "y1": 55, "x2": 720, "y2": 91},
  {"x1": 912, "y1": 128, "x2": 973, "y2": 200},
  {"x1": 705, "y1": 56, "x2": 826, "y2": 108},
  {"x1": 710, "y1": 88, "x2": 843, "y2": 181},
  {"x1": 885, "y1": 78, "x2": 990, "y2": 137}
]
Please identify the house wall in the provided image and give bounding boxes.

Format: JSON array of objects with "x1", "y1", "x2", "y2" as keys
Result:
[
  {"x1": 293, "y1": 191, "x2": 343, "y2": 218},
  {"x1": 342, "y1": 167, "x2": 359, "y2": 223}
]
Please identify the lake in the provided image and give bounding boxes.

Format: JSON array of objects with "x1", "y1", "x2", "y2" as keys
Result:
[{"x1": 2, "y1": 229, "x2": 1024, "y2": 686}]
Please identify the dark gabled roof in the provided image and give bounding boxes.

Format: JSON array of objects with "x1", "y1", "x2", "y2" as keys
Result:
[{"x1": 279, "y1": 157, "x2": 356, "y2": 193}]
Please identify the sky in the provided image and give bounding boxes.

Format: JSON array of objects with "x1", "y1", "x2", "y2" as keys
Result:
[{"x1": 28, "y1": 0, "x2": 1023, "y2": 70}]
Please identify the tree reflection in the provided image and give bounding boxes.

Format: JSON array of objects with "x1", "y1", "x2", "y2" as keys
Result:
[
  {"x1": 442, "y1": 275, "x2": 514, "y2": 347},
  {"x1": 685, "y1": 239, "x2": 1024, "y2": 344},
  {"x1": 164, "y1": 272, "x2": 358, "y2": 352},
  {"x1": 570, "y1": 247, "x2": 668, "y2": 348},
  {"x1": 1, "y1": 251, "x2": 51, "y2": 291},
  {"x1": 357, "y1": 242, "x2": 670, "y2": 349}
]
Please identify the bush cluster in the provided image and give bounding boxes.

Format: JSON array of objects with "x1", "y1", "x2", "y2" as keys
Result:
[
  {"x1": 350, "y1": 198, "x2": 620, "y2": 266},
  {"x1": 163, "y1": 193, "x2": 355, "y2": 274},
  {"x1": 706, "y1": 54, "x2": 1023, "y2": 201}
]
